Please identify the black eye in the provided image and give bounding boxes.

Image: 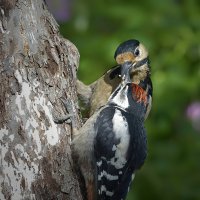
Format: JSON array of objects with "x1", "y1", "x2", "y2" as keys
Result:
[{"x1": 134, "y1": 48, "x2": 140, "y2": 56}]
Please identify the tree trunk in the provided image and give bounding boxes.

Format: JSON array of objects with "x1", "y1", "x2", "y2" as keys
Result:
[{"x1": 0, "y1": 0, "x2": 83, "y2": 199}]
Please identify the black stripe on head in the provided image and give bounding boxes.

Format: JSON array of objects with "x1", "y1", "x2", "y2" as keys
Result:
[
  {"x1": 114, "y1": 39, "x2": 140, "y2": 59},
  {"x1": 134, "y1": 57, "x2": 149, "y2": 69}
]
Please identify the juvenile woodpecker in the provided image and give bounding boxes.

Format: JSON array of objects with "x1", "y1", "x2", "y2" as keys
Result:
[
  {"x1": 77, "y1": 39, "x2": 152, "y2": 119},
  {"x1": 72, "y1": 61, "x2": 148, "y2": 200}
]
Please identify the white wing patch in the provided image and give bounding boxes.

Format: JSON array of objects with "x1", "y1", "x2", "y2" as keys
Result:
[
  {"x1": 98, "y1": 170, "x2": 119, "y2": 181},
  {"x1": 110, "y1": 109, "x2": 130, "y2": 169},
  {"x1": 97, "y1": 160, "x2": 102, "y2": 167},
  {"x1": 100, "y1": 185, "x2": 114, "y2": 197}
]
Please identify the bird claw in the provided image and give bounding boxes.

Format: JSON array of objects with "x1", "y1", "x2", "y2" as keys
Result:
[
  {"x1": 53, "y1": 99, "x2": 76, "y2": 128},
  {"x1": 53, "y1": 113, "x2": 74, "y2": 124}
]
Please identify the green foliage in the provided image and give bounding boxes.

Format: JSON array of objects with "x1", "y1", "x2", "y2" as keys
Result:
[{"x1": 58, "y1": 0, "x2": 200, "y2": 199}]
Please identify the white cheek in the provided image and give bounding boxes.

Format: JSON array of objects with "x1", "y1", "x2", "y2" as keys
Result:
[
  {"x1": 136, "y1": 44, "x2": 148, "y2": 61},
  {"x1": 138, "y1": 48, "x2": 143, "y2": 58}
]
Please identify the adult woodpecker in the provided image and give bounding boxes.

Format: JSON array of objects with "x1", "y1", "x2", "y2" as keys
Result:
[
  {"x1": 72, "y1": 61, "x2": 148, "y2": 200},
  {"x1": 77, "y1": 39, "x2": 152, "y2": 119}
]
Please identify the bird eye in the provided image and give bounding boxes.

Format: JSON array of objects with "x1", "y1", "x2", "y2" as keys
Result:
[{"x1": 134, "y1": 48, "x2": 140, "y2": 56}]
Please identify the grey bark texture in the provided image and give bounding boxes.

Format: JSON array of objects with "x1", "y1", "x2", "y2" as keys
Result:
[{"x1": 0, "y1": 0, "x2": 83, "y2": 199}]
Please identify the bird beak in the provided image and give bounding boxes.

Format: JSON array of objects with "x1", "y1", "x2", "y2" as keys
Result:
[{"x1": 121, "y1": 61, "x2": 132, "y2": 84}]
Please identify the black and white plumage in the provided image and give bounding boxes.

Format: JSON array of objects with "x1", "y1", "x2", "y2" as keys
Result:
[
  {"x1": 72, "y1": 62, "x2": 148, "y2": 200},
  {"x1": 94, "y1": 62, "x2": 147, "y2": 200},
  {"x1": 94, "y1": 106, "x2": 147, "y2": 200}
]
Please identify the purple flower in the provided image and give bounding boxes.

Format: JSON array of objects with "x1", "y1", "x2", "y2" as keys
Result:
[
  {"x1": 186, "y1": 102, "x2": 200, "y2": 131},
  {"x1": 46, "y1": 0, "x2": 72, "y2": 22}
]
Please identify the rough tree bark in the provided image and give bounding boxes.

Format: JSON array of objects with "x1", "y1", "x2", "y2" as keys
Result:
[{"x1": 0, "y1": 0, "x2": 83, "y2": 199}]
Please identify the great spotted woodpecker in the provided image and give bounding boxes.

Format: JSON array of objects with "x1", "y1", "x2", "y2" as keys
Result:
[
  {"x1": 72, "y1": 61, "x2": 148, "y2": 200},
  {"x1": 77, "y1": 39, "x2": 152, "y2": 119}
]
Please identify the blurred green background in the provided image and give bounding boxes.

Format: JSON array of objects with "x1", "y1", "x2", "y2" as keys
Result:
[{"x1": 46, "y1": 0, "x2": 200, "y2": 199}]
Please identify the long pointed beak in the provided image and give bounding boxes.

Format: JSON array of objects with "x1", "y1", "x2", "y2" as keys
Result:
[{"x1": 121, "y1": 61, "x2": 133, "y2": 84}]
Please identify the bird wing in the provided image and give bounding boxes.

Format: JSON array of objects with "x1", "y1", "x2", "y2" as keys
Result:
[
  {"x1": 94, "y1": 106, "x2": 147, "y2": 200},
  {"x1": 94, "y1": 106, "x2": 138, "y2": 200}
]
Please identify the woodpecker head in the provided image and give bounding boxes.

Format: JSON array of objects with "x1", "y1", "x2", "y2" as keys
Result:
[{"x1": 114, "y1": 39, "x2": 150, "y2": 84}]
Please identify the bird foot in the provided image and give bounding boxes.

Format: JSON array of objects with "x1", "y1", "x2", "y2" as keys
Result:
[{"x1": 54, "y1": 98, "x2": 76, "y2": 129}]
